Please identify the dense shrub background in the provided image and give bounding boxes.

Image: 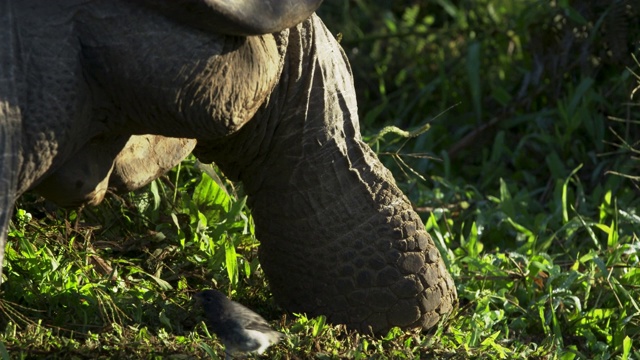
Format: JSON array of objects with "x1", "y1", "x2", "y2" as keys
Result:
[{"x1": 318, "y1": 2, "x2": 640, "y2": 357}]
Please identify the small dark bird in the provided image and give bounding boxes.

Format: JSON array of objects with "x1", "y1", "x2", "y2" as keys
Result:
[{"x1": 195, "y1": 289, "x2": 284, "y2": 359}]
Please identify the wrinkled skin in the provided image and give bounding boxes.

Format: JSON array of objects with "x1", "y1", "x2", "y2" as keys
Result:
[{"x1": 0, "y1": 0, "x2": 457, "y2": 333}]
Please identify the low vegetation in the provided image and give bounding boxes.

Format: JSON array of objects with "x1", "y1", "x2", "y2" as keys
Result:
[{"x1": 2, "y1": 1, "x2": 639, "y2": 359}]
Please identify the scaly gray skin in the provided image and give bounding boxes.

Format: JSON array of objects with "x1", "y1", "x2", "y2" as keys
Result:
[{"x1": 0, "y1": 0, "x2": 457, "y2": 333}]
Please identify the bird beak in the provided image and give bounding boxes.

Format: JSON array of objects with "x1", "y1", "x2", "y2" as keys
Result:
[{"x1": 193, "y1": 292, "x2": 204, "y2": 304}]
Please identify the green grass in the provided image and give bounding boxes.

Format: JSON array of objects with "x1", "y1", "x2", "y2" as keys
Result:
[{"x1": 2, "y1": 1, "x2": 640, "y2": 359}]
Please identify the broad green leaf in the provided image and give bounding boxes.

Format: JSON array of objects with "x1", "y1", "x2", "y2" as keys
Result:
[
  {"x1": 159, "y1": 308, "x2": 172, "y2": 331},
  {"x1": 225, "y1": 239, "x2": 238, "y2": 285},
  {"x1": 491, "y1": 86, "x2": 512, "y2": 106},
  {"x1": 619, "y1": 209, "x2": 640, "y2": 225},
  {"x1": 546, "y1": 152, "x2": 565, "y2": 181},
  {"x1": 568, "y1": 78, "x2": 594, "y2": 115},
  {"x1": 0, "y1": 340, "x2": 10, "y2": 360},
  {"x1": 144, "y1": 272, "x2": 173, "y2": 291},
  {"x1": 559, "y1": 347, "x2": 577, "y2": 360},
  {"x1": 312, "y1": 315, "x2": 326, "y2": 337},
  {"x1": 434, "y1": 0, "x2": 458, "y2": 18},
  {"x1": 622, "y1": 336, "x2": 632, "y2": 360},
  {"x1": 480, "y1": 331, "x2": 508, "y2": 359},
  {"x1": 193, "y1": 173, "x2": 232, "y2": 221},
  {"x1": 557, "y1": 1, "x2": 588, "y2": 24},
  {"x1": 562, "y1": 164, "x2": 583, "y2": 223},
  {"x1": 606, "y1": 219, "x2": 618, "y2": 248},
  {"x1": 199, "y1": 342, "x2": 218, "y2": 359},
  {"x1": 465, "y1": 222, "x2": 482, "y2": 258},
  {"x1": 150, "y1": 179, "x2": 161, "y2": 211}
]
